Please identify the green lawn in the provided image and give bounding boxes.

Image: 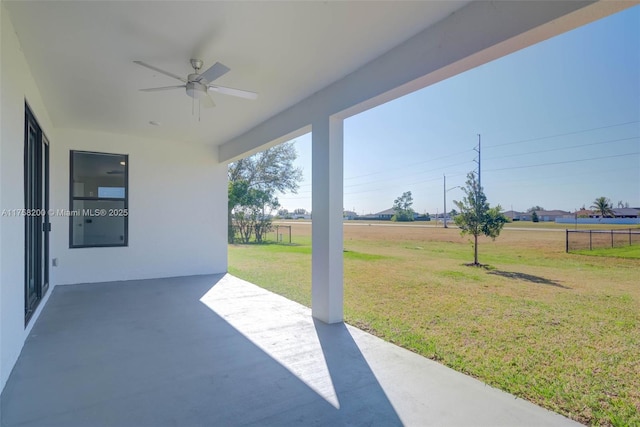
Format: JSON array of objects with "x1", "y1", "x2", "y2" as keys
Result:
[
  {"x1": 229, "y1": 224, "x2": 640, "y2": 426},
  {"x1": 574, "y1": 245, "x2": 640, "y2": 259}
]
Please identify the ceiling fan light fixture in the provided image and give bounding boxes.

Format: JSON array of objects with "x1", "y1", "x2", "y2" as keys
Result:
[{"x1": 186, "y1": 81, "x2": 207, "y2": 99}]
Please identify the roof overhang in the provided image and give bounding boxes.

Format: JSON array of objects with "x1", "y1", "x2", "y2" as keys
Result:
[
  {"x1": 3, "y1": 1, "x2": 635, "y2": 163},
  {"x1": 218, "y1": 1, "x2": 636, "y2": 163}
]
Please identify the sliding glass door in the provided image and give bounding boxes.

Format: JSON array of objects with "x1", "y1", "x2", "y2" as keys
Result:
[{"x1": 24, "y1": 104, "x2": 49, "y2": 324}]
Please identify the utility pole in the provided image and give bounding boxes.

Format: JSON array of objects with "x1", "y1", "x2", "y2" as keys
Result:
[
  {"x1": 444, "y1": 174, "x2": 447, "y2": 228},
  {"x1": 472, "y1": 134, "x2": 482, "y2": 264},
  {"x1": 444, "y1": 174, "x2": 462, "y2": 229},
  {"x1": 473, "y1": 134, "x2": 481, "y2": 189}
]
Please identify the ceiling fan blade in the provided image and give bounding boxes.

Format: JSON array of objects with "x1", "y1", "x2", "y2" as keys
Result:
[
  {"x1": 202, "y1": 92, "x2": 216, "y2": 109},
  {"x1": 133, "y1": 61, "x2": 186, "y2": 83},
  {"x1": 197, "y1": 62, "x2": 230, "y2": 83},
  {"x1": 139, "y1": 85, "x2": 186, "y2": 92},
  {"x1": 208, "y1": 84, "x2": 258, "y2": 100}
]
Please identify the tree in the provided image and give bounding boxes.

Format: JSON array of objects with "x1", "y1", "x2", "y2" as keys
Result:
[
  {"x1": 228, "y1": 181, "x2": 280, "y2": 243},
  {"x1": 453, "y1": 172, "x2": 508, "y2": 266},
  {"x1": 392, "y1": 191, "x2": 414, "y2": 222},
  {"x1": 527, "y1": 206, "x2": 544, "y2": 213},
  {"x1": 590, "y1": 196, "x2": 614, "y2": 218},
  {"x1": 617, "y1": 200, "x2": 629, "y2": 208},
  {"x1": 531, "y1": 211, "x2": 539, "y2": 222},
  {"x1": 228, "y1": 141, "x2": 302, "y2": 243}
]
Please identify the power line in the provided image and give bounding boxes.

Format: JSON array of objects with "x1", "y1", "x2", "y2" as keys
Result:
[
  {"x1": 278, "y1": 121, "x2": 640, "y2": 205},
  {"x1": 484, "y1": 136, "x2": 639, "y2": 161},
  {"x1": 343, "y1": 148, "x2": 473, "y2": 182},
  {"x1": 284, "y1": 150, "x2": 637, "y2": 197},
  {"x1": 484, "y1": 120, "x2": 639, "y2": 149},
  {"x1": 343, "y1": 159, "x2": 474, "y2": 189},
  {"x1": 485, "y1": 152, "x2": 639, "y2": 172},
  {"x1": 283, "y1": 162, "x2": 638, "y2": 202},
  {"x1": 488, "y1": 164, "x2": 639, "y2": 188},
  {"x1": 291, "y1": 121, "x2": 638, "y2": 188}
]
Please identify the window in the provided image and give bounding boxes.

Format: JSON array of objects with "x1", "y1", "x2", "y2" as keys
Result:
[{"x1": 70, "y1": 151, "x2": 128, "y2": 248}]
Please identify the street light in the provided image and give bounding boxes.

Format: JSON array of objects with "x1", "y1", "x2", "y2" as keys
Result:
[{"x1": 444, "y1": 174, "x2": 461, "y2": 228}]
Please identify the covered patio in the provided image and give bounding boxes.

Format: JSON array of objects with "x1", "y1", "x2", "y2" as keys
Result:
[
  {"x1": 1, "y1": 274, "x2": 577, "y2": 426},
  {"x1": 1, "y1": 1, "x2": 636, "y2": 424}
]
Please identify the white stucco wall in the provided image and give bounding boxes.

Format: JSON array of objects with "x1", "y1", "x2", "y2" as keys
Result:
[
  {"x1": 0, "y1": 4, "x2": 56, "y2": 391},
  {"x1": 49, "y1": 129, "x2": 227, "y2": 285}
]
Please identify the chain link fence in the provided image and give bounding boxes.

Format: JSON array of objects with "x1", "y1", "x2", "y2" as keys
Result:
[{"x1": 566, "y1": 229, "x2": 640, "y2": 252}]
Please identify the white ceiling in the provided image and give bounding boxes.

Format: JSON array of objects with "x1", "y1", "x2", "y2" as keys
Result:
[{"x1": 4, "y1": 1, "x2": 469, "y2": 147}]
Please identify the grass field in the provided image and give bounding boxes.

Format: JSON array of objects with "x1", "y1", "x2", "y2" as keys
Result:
[
  {"x1": 574, "y1": 245, "x2": 640, "y2": 259},
  {"x1": 228, "y1": 222, "x2": 640, "y2": 426}
]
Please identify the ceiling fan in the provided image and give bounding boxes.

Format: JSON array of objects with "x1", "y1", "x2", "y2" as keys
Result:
[{"x1": 134, "y1": 58, "x2": 258, "y2": 109}]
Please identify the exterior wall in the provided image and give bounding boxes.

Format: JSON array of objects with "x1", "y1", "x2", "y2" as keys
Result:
[
  {"x1": 49, "y1": 129, "x2": 227, "y2": 285},
  {"x1": 556, "y1": 218, "x2": 640, "y2": 225},
  {"x1": 0, "y1": 4, "x2": 56, "y2": 391}
]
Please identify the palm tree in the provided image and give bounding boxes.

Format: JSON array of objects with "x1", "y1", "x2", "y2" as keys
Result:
[{"x1": 590, "y1": 196, "x2": 615, "y2": 218}]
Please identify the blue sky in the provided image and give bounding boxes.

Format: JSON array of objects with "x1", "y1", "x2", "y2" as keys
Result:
[{"x1": 276, "y1": 6, "x2": 640, "y2": 215}]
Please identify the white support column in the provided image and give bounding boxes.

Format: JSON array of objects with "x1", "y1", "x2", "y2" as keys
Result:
[{"x1": 311, "y1": 116, "x2": 343, "y2": 324}]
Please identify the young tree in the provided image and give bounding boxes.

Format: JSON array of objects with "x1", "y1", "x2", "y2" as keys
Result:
[
  {"x1": 527, "y1": 206, "x2": 544, "y2": 213},
  {"x1": 453, "y1": 172, "x2": 508, "y2": 265},
  {"x1": 392, "y1": 191, "x2": 414, "y2": 222},
  {"x1": 228, "y1": 141, "x2": 302, "y2": 242},
  {"x1": 590, "y1": 196, "x2": 614, "y2": 218}
]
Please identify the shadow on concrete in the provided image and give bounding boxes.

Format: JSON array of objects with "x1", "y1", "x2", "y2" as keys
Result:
[
  {"x1": 0, "y1": 274, "x2": 400, "y2": 427},
  {"x1": 313, "y1": 319, "x2": 402, "y2": 426},
  {"x1": 488, "y1": 270, "x2": 570, "y2": 289}
]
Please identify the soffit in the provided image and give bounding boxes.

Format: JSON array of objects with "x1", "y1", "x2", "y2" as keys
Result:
[{"x1": 4, "y1": 1, "x2": 469, "y2": 146}]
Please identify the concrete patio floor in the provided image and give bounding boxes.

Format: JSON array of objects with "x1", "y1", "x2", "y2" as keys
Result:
[{"x1": 1, "y1": 274, "x2": 579, "y2": 426}]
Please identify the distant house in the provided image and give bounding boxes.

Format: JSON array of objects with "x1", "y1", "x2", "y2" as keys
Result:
[
  {"x1": 504, "y1": 210, "x2": 569, "y2": 222},
  {"x1": 343, "y1": 210, "x2": 358, "y2": 220},
  {"x1": 532, "y1": 210, "x2": 571, "y2": 222},
  {"x1": 557, "y1": 208, "x2": 640, "y2": 225},
  {"x1": 374, "y1": 208, "x2": 396, "y2": 220},
  {"x1": 358, "y1": 208, "x2": 419, "y2": 221},
  {"x1": 572, "y1": 209, "x2": 593, "y2": 218},
  {"x1": 587, "y1": 208, "x2": 639, "y2": 219},
  {"x1": 612, "y1": 208, "x2": 639, "y2": 218},
  {"x1": 589, "y1": 208, "x2": 640, "y2": 218},
  {"x1": 502, "y1": 210, "x2": 524, "y2": 221}
]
